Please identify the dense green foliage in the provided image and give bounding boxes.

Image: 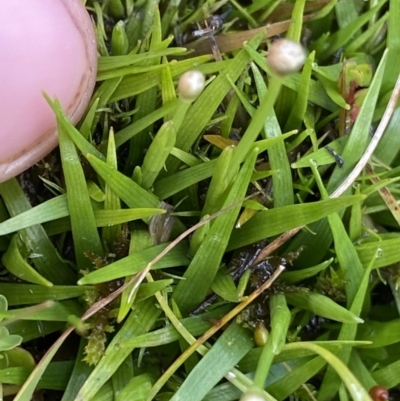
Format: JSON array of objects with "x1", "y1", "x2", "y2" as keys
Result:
[{"x1": 1, "y1": 1, "x2": 400, "y2": 400}]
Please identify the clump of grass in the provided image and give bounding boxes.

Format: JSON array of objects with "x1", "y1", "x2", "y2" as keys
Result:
[{"x1": 1, "y1": 1, "x2": 400, "y2": 400}]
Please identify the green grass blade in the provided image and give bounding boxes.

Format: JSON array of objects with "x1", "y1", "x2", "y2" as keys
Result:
[
  {"x1": 0, "y1": 179, "x2": 75, "y2": 284},
  {"x1": 372, "y1": 359, "x2": 400, "y2": 388},
  {"x1": 112, "y1": 355, "x2": 134, "y2": 400},
  {"x1": 1, "y1": 300, "x2": 83, "y2": 322},
  {"x1": 266, "y1": 357, "x2": 326, "y2": 400},
  {"x1": 172, "y1": 149, "x2": 257, "y2": 314},
  {"x1": 170, "y1": 322, "x2": 254, "y2": 401},
  {"x1": 0, "y1": 361, "x2": 73, "y2": 391},
  {"x1": 2, "y1": 235, "x2": 53, "y2": 286},
  {"x1": 86, "y1": 154, "x2": 159, "y2": 208},
  {"x1": 48, "y1": 98, "x2": 103, "y2": 270},
  {"x1": 74, "y1": 299, "x2": 160, "y2": 401},
  {"x1": 250, "y1": 63, "x2": 293, "y2": 206},
  {"x1": 61, "y1": 339, "x2": 94, "y2": 401},
  {"x1": 97, "y1": 48, "x2": 187, "y2": 71},
  {"x1": 102, "y1": 129, "x2": 121, "y2": 249},
  {"x1": 285, "y1": 292, "x2": 363, "y2": 324},
  {"x1": 284, "y1": 342, "x2": 372, "y2": 401},
  {"x1": 317, "y1": 0, "x2": 387, "y2": 60},
  {"x1": 317, "y1": 247, "x2": 378, "y2": 400},
  {"x1": 380, "y1": 0, "x2": 400, "y2": 93},
  {"x1": 78, "y1": 242, "x2": 189, "y2": 284},
  {"x1": 227, "y1": 195, "x2": 365, "y2": 250},
  {"x1": 120, "y1": 306, "x2": 230, "y2": 348},
  {"x1": 270, "y1": 294, "x2": 291, "y2": 354},
  {"x1": 0, "y1": 284, "x2": 91, "y2": 306},
  {"x1": 0, "y1": 194, "x2": 68, "y2": 236}
]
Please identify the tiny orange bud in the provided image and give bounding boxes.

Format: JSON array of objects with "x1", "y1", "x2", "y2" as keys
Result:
[{"x1": 369, "y1": 385, "x2": 389, "y2": 401}]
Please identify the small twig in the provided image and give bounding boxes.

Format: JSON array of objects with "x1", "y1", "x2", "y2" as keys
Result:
[
  {"x1": 251, "y1": 227, "x2": 302, "y2": 267},
  {"x1": 185, "y1": 16, "x2": 315, "y2": 56},
  {"x1": 14, "y1": 327, "x2": 74, "y2": 401},
  {"x1": 191, "y1": 241, "x2": 264, "y2": 315},
  {"x1": 365, "y1": 163, "x2": 400, "y2": 226}
]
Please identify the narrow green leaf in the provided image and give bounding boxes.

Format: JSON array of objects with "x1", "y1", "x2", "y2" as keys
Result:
[
  {"x1": 317, "y1": 0, "x2": 387, "y2": 60},
  {"x1": 0, "y1": 195, "x2": 68, "y2": 236},
  {"x1": 170, "y1": 323, "x2": 254, "y2": 401},
  {"x1": 112, "y1": 355, "x2": 134, "y2": 401},
  {"x1": 14, "y1": 327, "x2": 74, "y2": 401},
  {"x1": 250, "y1": 63, "x2": 293, "y2": 207},
  {"x1": 135, "y1": 280, "x2": 174, "y2": 303},
  {"x1": 281, "y1": 259, "x2": 333, "y2": 284},
  {"x1": 48, "y1": 97, "x2": 103, "y2": 270},
  {"x1": 102, "y1": 129, "x2": 121, "y2": 248},
  {"x1": 1, "y1": 300, "x2": 82, "y2": 322},
  {"x1": 97, "y1": 48, "x2": 187, "y2": 71},
  {"x1": 115, "y1": 373, "x2": 152, "y2": 401},
  {"x1": 266, "y1": 357, "x2": 326, "y2": 400},
  {"x1": 228, "y1": 195, "x2": 365, "y2": 250},
  {"x1": 154, "y1": 159, "x2": 217, "y2": 199},
  {"x1": 172, "y1": 149, "x2": 257, "y2": 314},
  {"x1": 356, "y1": 237, "x2": 400, "y2": 269},
  {"x1": 0, "y1": 284, "x2": 91, "y2": 306},
  {"x1": 120, "y1": 306, "x2": 230, "y2": 349},
  {"x1": 211, "y1": 267, "x2": 239, "y2": 303},
  {"x1": 381, "y1": 0, "x2": 400, "y2": 93},
  {"x1": 74, "y1": 299, "x2": 161, "y2": 401},
  {"x1": 0, "y1": 361, "x2": 74, "y2": 390},
  {"x1": 0, "y1": 180, "x2": 75, "y2": 284},
  {"x1": 86, "y1": 153, "x2": 158, "y2": 205},
  {"x1": 78, "y1": 242, "x2": 189, "y2": 284},
  {"x1": 7, "y1": 321, "x2": 64, "y2": 343},
  {"x1": 0, "y1": 196, "x2": 163, "y2": 235},
  {"x1": 357, "y1": 319, "x2": 400, "y2": 348},
  {"x1": 202, "y1": 145, "x2": 236, "y2": 217},
  {"x1": 141, "y1": 121, "x2": 176, "y2": 189},
  {"x1": 284, "y1": 51, "x2": 315, "y2": 131},
  {"x1": 284, "y1": 342, "x2": 372, "y2": 401},
  {"x1": 372, "y1": 359, "x2": 400, "y2": 389},
  {"x1": 291, "y1": 137, "x2": 347, "y2": 169},
  {"x1": 61, "y1": 340, "x2": 94, "y2": 401},
  {"x1": 285, "y1": 292, "x2": 363, "y2": 324},
  {"x1": 2, "y1": 235, "x2": 53, "y2": 287},
  {"x1": 286, "y1": 0, "x2": 306, "y2": 42},
  {"x1": 270, "y1": 294, "x2": 291, "y2": 354}
]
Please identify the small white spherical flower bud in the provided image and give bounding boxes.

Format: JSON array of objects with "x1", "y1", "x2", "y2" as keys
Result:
[
  {"x1": 178, "y1": 70, "x2": 205, "y2": 103},
  {"x1": 267, "y1": 38, "x2": 306, "y2": 76},
  {"x1": 239, "y1": 389, "x2": 267, "y2": 401}
]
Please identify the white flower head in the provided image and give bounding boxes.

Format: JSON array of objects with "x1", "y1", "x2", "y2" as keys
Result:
[
  {"x1": 178, "y1": 70, "x2": 205, "y2": 103},
  {"x1": 267, "y1": 38, "x2": 306, "y2": 75}
]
